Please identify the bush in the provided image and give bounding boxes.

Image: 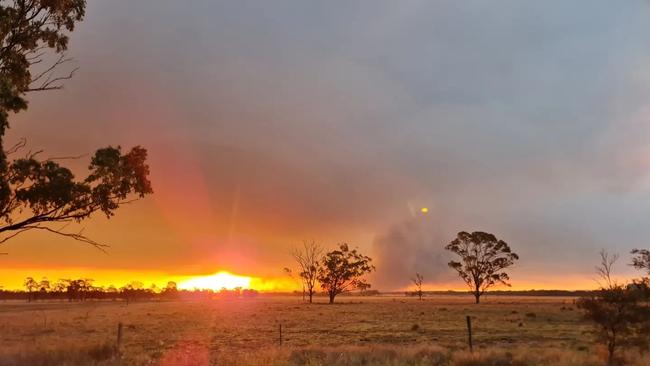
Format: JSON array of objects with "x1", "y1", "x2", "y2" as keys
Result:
[{"x1": 577, "y1": 286, "x2": 650, "y2": 365}]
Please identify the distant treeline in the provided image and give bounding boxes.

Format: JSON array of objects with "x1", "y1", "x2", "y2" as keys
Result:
[
  {"x1": 0, "y1": 278, "x2": 259, "y2": 302},
  {"x1": 401, "y1": 289, "x2": 595, "y2": 297},
  {"x1": 0, "y1": 276, "x2": 601, "y2": 303}
]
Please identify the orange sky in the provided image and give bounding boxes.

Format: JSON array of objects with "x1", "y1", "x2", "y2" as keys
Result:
[
  {"x1": 0, "y1": 266, "x2": 614, "y2": 292},
  {"x1": 1, "y1": 1, "x2": 649, "y2": 291}
]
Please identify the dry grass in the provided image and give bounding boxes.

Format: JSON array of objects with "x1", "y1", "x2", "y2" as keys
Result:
[{"x1": 0, "y1": 295, "x2": 647, "y2": 365}]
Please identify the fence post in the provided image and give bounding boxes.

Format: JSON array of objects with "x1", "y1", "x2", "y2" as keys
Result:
[
  {"x1": 466, "y1": 315, "x2": 473, "y2": 353},
  {"x1": 116, "y1": 322, "x2": 123, "y2": 350}
]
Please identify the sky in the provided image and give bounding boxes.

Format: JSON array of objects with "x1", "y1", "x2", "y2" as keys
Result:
[{"x1": 2, "y1": 0, "x2": 650, "y2": 291}]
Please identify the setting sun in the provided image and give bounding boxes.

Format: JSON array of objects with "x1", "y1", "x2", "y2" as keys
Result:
[{"x1": 178, "y1": 271, "x2": 252, "y2": 290}]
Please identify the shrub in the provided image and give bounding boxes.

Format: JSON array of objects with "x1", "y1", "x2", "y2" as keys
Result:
[{"x1": 577, "y1": 286, "x2": 650, "y2": 365}]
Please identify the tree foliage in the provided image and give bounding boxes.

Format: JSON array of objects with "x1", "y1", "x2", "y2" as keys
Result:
[
  {"x1": 61, "y1": 277, "x2": 94, "y2": 301},
  {"x1": 631, "y1": 248, "x2": 649, "y2": 275},
  {"x1": 445, "y1": 231, "x2": 519, "y2": 304},
  {"x1": 1, "y1": 145, "x2": 153, "y2": 248},
  {"x1": 23, "y1": 275, "x2": 36, "y2": 301},
  {"x1": 317, "y1": 243, "x2": 374, "y2": 304},
  {"x1": 0, "y1": 0, "x2": 152, "y2": 248},
  {"x1": 0, "y1": 0, "x2": 86, "y2": 138}
]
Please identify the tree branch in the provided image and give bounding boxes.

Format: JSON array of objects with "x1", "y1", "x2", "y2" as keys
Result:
[
  {"x1": 4, "y1": 138, "x2": 26, "y2": 156},
  {"x1": 27, "y1": 53, "x2": 78, "y2": 92},
  {"x1": 22, "y1": 224, "x2": 108, "y2": 252}
]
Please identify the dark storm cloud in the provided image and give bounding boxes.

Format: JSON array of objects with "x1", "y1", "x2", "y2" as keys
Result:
[{"x1": 8, "y1": 0, "x2": 650, "y2": 286}]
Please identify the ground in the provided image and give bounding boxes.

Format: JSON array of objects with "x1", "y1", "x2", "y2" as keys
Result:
[{"x1": 0, "y1": 295, "x2": 647, "y2": 365}]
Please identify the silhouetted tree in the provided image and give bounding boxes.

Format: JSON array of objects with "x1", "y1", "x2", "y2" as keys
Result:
[
  {"x1": 38, "y1": 277, "x2": 50, "y2": 292},
  {"x1": 23, "y1": 276, "x2": 37, "y2": 302},
  {"x1": 445, "y1": 231, "x2": 519, "y2": 304},
  {"x1": 0, "y1": 0, "x2": 152, "y2": 249},
  {"x1": 577, "y1": 251, "x2": 650, "y2": 366},
  {"x1": 121, "y1": 281, "x2": 145, "y2": 304},
  {"x1": 162, "y1": 281, "x2": 178, "y2": 299},
  {"x1": 242, "y1": 288, "x2": 259, "y2": 298},
  {"x1": 52, "y1": 279, "x2": 66, "y2": 295},
  {"x1": 59, "y1": 278, "x2": 91, "y2": 301},
  {"x1": 61, "y1": 279, "x2": 75, "y2": 301},
  {"x1": 291, "y1": 240, "x2": 322, "y2": 303},
  {"x1": 412, "y1": 272, "x2": 424, "y2": 300},
  {"x1": 37, "y1": 277, "x2": 50, "y2": 300},
  {"x1": 628, "y1": 248, "x2": 650, "y2": 298},
  {"x1": 631, "y1": 248, "x2": 649, "y2": 275},
  {"x1": 596, "y1": 250, "x2": 619, "y2": 289},
  {"x1": 68, "y1": 278, "x2": 92, "y2": 301},
  {"x1": 317, "y1": 243, "x2": 374, "y2": 304},
  {"x1": 106, "y1": 285, "x2": 118, "y2": 301}
]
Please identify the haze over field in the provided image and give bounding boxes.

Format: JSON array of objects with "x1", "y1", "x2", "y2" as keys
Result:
[{"x1": 3, "y1": 0, "x2": 650, "y2": 290}]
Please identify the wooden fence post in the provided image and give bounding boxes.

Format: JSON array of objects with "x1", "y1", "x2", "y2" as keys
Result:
[
  {"x1": 116, "y1": 322, "x2": 123, "y2": 350},
  {"x1": 466, "y1": 315, "x2": 473, "y2": 353}
]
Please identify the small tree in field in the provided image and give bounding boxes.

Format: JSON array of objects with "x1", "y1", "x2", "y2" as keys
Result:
[
  {"x1": 291, "y1": 240, "x2": 322, "y2": 303},
  {"x1": 445, "y1": 231, "x2": 519, "y2": 304},
  {"x1": 317, "y1": 243, "x2": 374, "y2": 304},
  {"x1": 411, "y1": 272, "x2": 424, "y2": 300},
  {"x1": 38, "y1": 277, "x2": 50, "y2": 299},
  {"x1": 577, "y1": 251, "x2": 650, "y2": 366},
  {"x1": 24, "y1": 276, "x2": 38, "y2": 302}
]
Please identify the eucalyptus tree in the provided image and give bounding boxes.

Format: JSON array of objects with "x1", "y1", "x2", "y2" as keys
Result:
[
  {"x1": 0, "y1": 0, "x2": 152, "y2": 249},
  {"x1": 445, "y1": 231, "x2": 519, "y2": 304},
  {"x1": 317, "y1": 243, "x2": 374, "y2": 304}
]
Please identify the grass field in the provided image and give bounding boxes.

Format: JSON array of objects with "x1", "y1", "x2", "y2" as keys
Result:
[{"x1": 0, "y1": 295, "x2": 647, "y2": 365}]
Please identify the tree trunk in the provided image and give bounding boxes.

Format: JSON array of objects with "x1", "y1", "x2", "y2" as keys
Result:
[
  {"x1": 608, "y1": 330, "x2": 616, "y2": 366},
  {"x1": 308, "y1": 291, "x2": 313, "y2": 304},
  {"x1": 474, "y1": 292, "x2": 480, "y2": 304},
  {"x1": 329, "y1": 292, "x2": 336, "y2": 304}
]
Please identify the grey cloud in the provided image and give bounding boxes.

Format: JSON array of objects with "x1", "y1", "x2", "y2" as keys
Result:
[{"x1": 7, "y1": 0, "x2": 650, "y2": 285}]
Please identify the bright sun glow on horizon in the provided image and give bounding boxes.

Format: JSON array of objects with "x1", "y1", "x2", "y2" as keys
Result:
[{"x1": 178, "y1": 271, "x2": 252, "y2": 290}]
